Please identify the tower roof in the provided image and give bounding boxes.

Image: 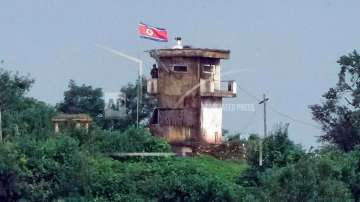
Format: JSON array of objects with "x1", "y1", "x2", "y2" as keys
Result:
[
  {"x1": 149, "y1": 48, "x2": 230, "y2": 59},
  {"x1": 52, "y1": 113, "x2": 92, "y2": 122}
]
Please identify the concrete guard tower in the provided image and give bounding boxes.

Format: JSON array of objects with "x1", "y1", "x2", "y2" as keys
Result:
[{"x1": 147, "y1": 38, "x2": 237, "y2": 155}]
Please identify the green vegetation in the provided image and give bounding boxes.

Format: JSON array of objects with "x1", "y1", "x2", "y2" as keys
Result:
[
  {"x1": 107, "y1": 77, "x2": 157, "y2": 131},
  {"x1": 58, "y1": 78, "x2": 157, "y2": 131},
  {"x1": 1, "y1": 49, "x2": 360, "y2": 201},
  {"x1": 310, "y1": 50, "x2": 360, "y2": 151},
  {"x1": 0, "y1": 67, "x2": 247, "y2": 201},
  {"x1": 185, "y1": 156, "x2": 247, "y2": 183},
  {"x1": 237, "y1": 126, "x2": 360, "y2": 201},
  {"x1": 0, "y1": 128, "x2": 247, "y2": 201},
  {"x1": 57, "y1": 80, "x2": 105, "y2": 127}
]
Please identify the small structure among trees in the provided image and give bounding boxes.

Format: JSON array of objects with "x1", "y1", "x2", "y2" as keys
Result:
[
  {"x1": 52, "y1": 113, "x2": 92, "y2": 133},
  {"x1": 104, "y1": 92, "x2": 126, "y2": 120}
]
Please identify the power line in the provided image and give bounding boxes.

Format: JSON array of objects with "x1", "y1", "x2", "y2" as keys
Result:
[
  {"x1": 238, "y1": 106, "x2": 260, "y2": 133},
  {"x1": 267, "y1": 104, "x2": 321, "y2": 130},
  {"x1": 237, "y1": 85, "x2": 260, "y2": 101},
  {"x1": 237, "y1": 85, "x2": 322, "y2": 130}
]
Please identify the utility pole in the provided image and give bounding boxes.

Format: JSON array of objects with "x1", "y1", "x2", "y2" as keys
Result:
[
  {"x1": 137, "y1": 61, "x2": 143, "y2": 128},
  {"x1": 258, "y1": 94, "x2": 269, "y2": 166}
]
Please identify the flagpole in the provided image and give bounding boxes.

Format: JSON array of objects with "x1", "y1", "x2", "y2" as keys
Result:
[
  {"x1": 96, "y1": 22, "x2": 168, "y2": 127},
  {"x1": 96, "y1": 45, "x2": 143, "y2": 128},
  {"x1": 137, "y1": 61, "x2": 143, "y2": 128}
]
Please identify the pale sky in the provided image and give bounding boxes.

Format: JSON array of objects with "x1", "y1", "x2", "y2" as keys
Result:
[{"x1": 1, "y1": 0, "x2": 360, "y2": 147}]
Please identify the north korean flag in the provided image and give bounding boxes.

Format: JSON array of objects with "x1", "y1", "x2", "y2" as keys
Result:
[{"x1": 138, "y1": 22, "x2": 168, "y2": 42}]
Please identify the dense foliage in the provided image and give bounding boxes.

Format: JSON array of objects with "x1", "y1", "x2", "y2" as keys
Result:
[
  {"x1": 57, "y1": 80, "x2": 105, "y2": 126},
  {"x1": 2, "y1": 98, "x2": 55, "y2": 136},
  {"x1": 0, "y1": 68, "x2": 34, "y2": 110},
  {"x1": 105, "y1": 77, "x2": 157, "y2": 131},
  {"x1": 0, "y1": 128, "x2": 247, "y2": 201},
  {"x1": 0, "y1": 68, "x2": 247, "y2": 201},
  {"x1": 237, "y1": 125, "x2": 360, "y2": 201},
  {"x1": 238, "y1": 126, "x2": 304, "y2": 187},
  {"x1": 310, "y1": 50, "x2": 360, "y2": 151},
  {"x1": 2, "y1": 50, "x2": 360, "y2": 201},
  {"x1": 239, "y1": 147, "x2": 360, "y2": 201},
  {"x1": 246, "y1": 125, "x2": 304, "y2": 170},
  {"x1": 57, "y1": 78, "x2": 156, "y2": 131},
  {"x1": 0, "y1": 68, "x2": 35, "y2": 140}
]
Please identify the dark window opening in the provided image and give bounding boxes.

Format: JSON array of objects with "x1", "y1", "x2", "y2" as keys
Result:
[
  {"x1": 173, "y1": 65, "x2": 188, "y2": 72},
  {"x1": 202, "y1": 65, "x2": 214, "y2": 73},
  {"x1": 151, "y1": 109, "x2": 159, "y2": 124}
]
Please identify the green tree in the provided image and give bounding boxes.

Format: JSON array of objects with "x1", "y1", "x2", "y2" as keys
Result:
[
  {"x1": 0, "y1": 67, "x2": 34, "y2": 140},
  {"x1": 324, "y1": 148, "x2": 360, "y2": 201},
  {"x1": 253, "y1": 156, "x2": 354, "y2": 201},
  {"x1": 0, "y1": 142, "x2": 21, "y2": 202},
  {"x1": 310, "y1": 50, "x2": 360, "y2": 151},
  {"x1": 0, "y1": 127, "x2": 246, "y2": 201},
  {"x1": 105, "y1": 77, "x2": 157, "y2": 131},
  {"x1": 238, "y1": 125, "x2": 304, "y2": 187},
  {"x1": 57, "y1": 80, "x2": 105, "y2": 125},
  {"x1": 78, "y1": 127, "x2": 171, "y2": 153},
  {"x1": 2, "y1": 98, "x2": 56, "y2": 135},
  {"x1": 246, "y1": 125, "x2": 304, "y2": 170}
]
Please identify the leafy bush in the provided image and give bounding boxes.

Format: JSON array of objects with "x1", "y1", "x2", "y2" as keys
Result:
[
  {"x1": 323, "y1": 148, "x2": 360, "y2": 200},
  {"x1": 239, "y1": 125, "x2": 305, "y2": 188},
  {"x1": 0, "y1": 126, "x2": 250, "y2": 201},
  {"x1": 79, "y1": 127, "x2": 171, "y2": 154},
  {"x1": 240, "y1": 142, "x2": 360, "y2": 201},
  {"x1": 0, "y1": 142, "x2": 21, "y2": 201},
  {"x1": 108, "y1": 156, "x2": 245, "y2": 202},
  {"x1": 2, "y1": 98, "x2": 56, "y2": 136},
  {"x1": 246, "y1": 125, "x2": 304, "y2": 169},
  {"x1": 246, "y1": 155, "x2": 354, "y2": 201}
]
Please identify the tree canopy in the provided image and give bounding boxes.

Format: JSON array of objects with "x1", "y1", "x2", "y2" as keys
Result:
[
  {"x1": 0, "y1": 68, "x2": 34, "y2": 110},
  {"x1": 104, "y1": 77, "x2": 157, "y2": 131},
  {"x1": 310, "y1": 50, "x2": 360, "y2": 151},
  {"x1": 2, "y1": 49, "x2": 360, "y2": 201},
  {"x1": 57, "y1": 80, "x2": 105, "y2": 125}
]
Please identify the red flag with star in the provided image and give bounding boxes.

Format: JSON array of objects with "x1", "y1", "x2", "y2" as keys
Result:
[{"x1": 138, "y1": 22, "x2": 168, "y2": 42}]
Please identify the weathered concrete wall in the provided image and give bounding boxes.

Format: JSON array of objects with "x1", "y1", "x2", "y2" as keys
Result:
[
  {"x1": 156, "y1": 108, "x2": 198, "y2": 127},
  {"x1": 150, "y1": 124, "x2": 197, "y2": 146},
  {"x1": 157, "y1": 57, "x2": 200, "y2": 107},
  {"x1": 150, "y1": 56, "x2": 201, "y2": 147},
  {"x1": 148, "y1": 48, "x2": 232, "y2": 152},
  {"x1": 200, "y1": 97, "x2": 222, "y2": 144}
]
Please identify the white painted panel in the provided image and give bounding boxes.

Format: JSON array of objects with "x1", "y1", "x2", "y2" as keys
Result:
[
  {"x1": 147, "y1": 78, "x2": 158, "y2": 94},
  {"x1": 200, "y1": 99, "x2": 222, "y2": 144}
]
